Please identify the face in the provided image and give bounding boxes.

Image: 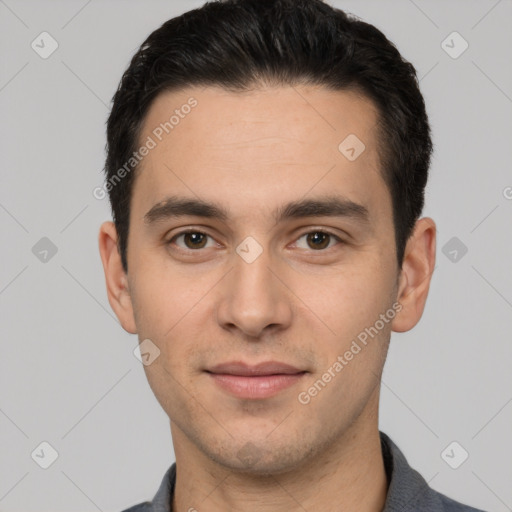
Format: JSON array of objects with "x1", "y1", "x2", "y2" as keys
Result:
[{"x1": 100, "y1": 85, "x2": 432, "y2": 475}]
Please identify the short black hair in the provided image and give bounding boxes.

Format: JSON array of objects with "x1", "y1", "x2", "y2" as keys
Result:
[{"x1": 104, "y1": 0, "x2": 433, "y2": 272}]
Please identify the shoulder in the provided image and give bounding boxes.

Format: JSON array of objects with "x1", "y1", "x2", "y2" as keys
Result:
[
  {"x1": 379, "y1": 431, "x2": 487, "y2": 512},
  {"x1": 119, "y1": 464, "x2": 176, "y2": 512},
  {"x1": 436, "y1": 491, "x2": 487, "y2": 512}
]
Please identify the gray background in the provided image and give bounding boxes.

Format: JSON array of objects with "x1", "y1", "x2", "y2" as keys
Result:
[{"x1": 1, "y1": 0, "x2": 511, "y2": 511}]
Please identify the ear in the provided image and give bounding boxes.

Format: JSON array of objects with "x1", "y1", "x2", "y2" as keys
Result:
[
  {"x1": 98, "y1": 221, "x2": 137, "y2": 334},
  {"x1": 391, "y1": 217, "x2": 436, "y2": 333}
]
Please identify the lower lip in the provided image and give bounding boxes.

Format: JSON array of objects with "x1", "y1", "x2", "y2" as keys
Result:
[{"x1": 208, "y1": 372, "x2": 306, "y2": 399}]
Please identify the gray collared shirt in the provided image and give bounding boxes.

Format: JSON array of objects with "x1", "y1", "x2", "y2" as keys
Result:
[{"x1": 121, "y1": 431, "x2": 486, "y2": 512}]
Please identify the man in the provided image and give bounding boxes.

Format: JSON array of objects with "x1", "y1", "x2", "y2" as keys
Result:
[{"x1": 98, "y1": 0, "x2": 485, "y2": 510}]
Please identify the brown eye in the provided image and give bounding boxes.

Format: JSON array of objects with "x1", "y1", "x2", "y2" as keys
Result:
[
  {"x1": 294, "y1": 230, "x2": 342, "y2": 251},
  {"x1": 183, "y1": 232, "x2": 207, "y2": 249},
  {"x1": 170, "y1": 231, "x2": 213, "y2": 250},
  {"x1": 306, "y1": 232, "x2": 331, "y2": 250}
]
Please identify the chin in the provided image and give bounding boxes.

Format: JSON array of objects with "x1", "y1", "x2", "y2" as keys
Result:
[{"x1": 206, "y1": 439, "x2": 317, "y2": 476}]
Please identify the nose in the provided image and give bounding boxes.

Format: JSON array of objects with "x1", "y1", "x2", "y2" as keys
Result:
[{"x1": 215, "y1": 244, "x2": 293, "y2": 339}]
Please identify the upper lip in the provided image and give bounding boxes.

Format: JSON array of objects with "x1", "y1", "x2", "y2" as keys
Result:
[{"x1": 206, "y1": 361, "x2": 305, "y2": 376}]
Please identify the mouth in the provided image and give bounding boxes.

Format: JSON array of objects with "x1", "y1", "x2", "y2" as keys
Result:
[{"x1": 205, "y1": 361, "x2": 308, "y2": 399}]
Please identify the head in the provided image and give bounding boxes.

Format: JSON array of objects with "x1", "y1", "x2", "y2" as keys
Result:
[{"x1": 100, "y1": 0, "x2": 435, "y2": 474}]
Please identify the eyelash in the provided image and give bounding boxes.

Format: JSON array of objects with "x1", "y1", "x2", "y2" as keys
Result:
[{"x1": 166, "y1": 228, "x2": 344, "y2": 253}]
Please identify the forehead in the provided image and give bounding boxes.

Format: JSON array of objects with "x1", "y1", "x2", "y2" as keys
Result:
[
  {"x1": 141, "y1": 84, "x2": 380, "y2": 161},
  {"x1": 133, "y1": 85, "x2": 390, "y2": 224}
]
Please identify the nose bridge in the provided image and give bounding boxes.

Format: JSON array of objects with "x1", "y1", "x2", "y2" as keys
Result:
[{"x1": 216, "y1": 239, "x2": 292, "y2": 337}]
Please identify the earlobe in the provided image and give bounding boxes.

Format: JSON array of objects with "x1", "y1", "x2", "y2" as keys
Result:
[
  {"x1": 391, "y1": 217, "x2": 436, "y2": 333},
  {"x1": 98, "y1": 221, "x2": 138, "y2": 334}
]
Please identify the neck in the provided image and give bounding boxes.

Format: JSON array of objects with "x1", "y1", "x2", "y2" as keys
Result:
[{"x1": 171, "y1": 397, "x2": 388, "y2": 512}]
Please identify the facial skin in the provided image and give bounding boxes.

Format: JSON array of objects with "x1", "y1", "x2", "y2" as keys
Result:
[{"x1": 99, "y1": 85, "x2": 436, "y2": 512}]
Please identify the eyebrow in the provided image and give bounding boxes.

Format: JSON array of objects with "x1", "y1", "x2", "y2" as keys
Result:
[{"x1": 143, "y1": 194, "x2": 370, "y2": 226}]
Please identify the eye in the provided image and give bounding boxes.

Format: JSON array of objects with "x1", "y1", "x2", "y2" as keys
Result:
[
  {"x1": 168, "y1": 230, "x2": 216, "y2": 250},
  {"x1": 167, "y1": 229, "x2": 344, "y2": 253},
  {"x1": 294, "y1": 230, "x2": 342, "y2": 251}
]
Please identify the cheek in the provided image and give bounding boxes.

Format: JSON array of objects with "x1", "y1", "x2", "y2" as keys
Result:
[
  {"x1": 293, "y1": 259, "x2": 395, "y2": 343},
  {"x1": 130, "y1": 260, "x2": 198, "y2": 331},
  {"x1": 129, "y1": 262, "x2": 218, "y2": 373}
]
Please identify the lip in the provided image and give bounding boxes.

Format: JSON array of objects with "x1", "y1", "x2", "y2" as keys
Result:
[
  {"x1": 206, "y1": 361, "x2": 307, "y2": 399},
  {"x1": 207, "y1": 361, "x2": 304, "y2": 376}
]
